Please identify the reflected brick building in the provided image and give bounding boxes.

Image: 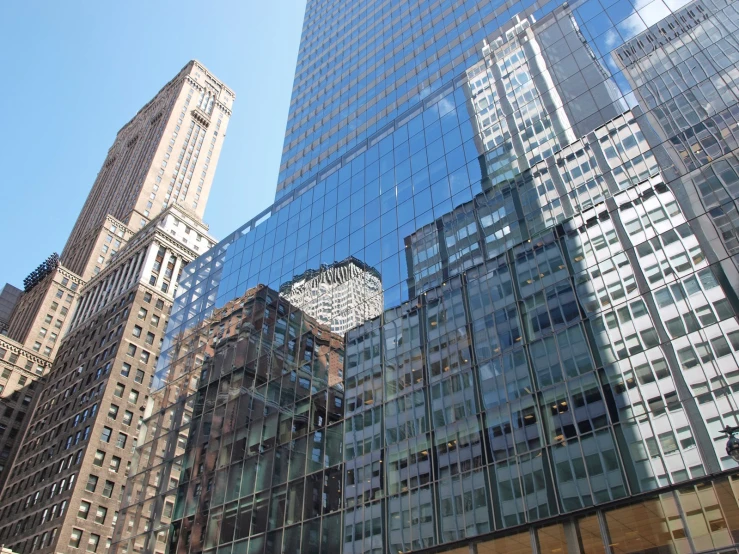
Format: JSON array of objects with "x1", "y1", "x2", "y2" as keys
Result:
[{"x1": 114, "y1": 284, "x2": 345, "y2": 554}]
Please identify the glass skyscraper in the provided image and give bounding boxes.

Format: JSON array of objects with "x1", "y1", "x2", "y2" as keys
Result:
[{"x1": 113, "y1": 0, "x2": 739, "y2": 553}]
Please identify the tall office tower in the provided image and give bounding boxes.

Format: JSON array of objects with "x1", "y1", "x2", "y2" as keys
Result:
[
  {"x1": 61, "y1": 60, "x2": 234, "y2": 282},
  {"x1": 0, "y1": 60, "x2": 232, "y2": 554},
  {"x1": 0, "y1": 206, "x2": 216, "y2": 554},
  {"x1": 116, "y1": 1, "x2": 739, "y2": 554},
  {"x1": 613, "y1": 0, "x2": 739, "y2": 273}
]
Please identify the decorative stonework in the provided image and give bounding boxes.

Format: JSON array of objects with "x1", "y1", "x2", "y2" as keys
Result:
[{"x1": 0, "y1": 336, "x2": 52, "y2": 368}]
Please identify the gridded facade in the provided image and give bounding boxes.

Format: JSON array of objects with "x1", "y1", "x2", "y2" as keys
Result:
[
  {"x1": 0, "y1": 337, "x2": 52, "y2": 492},
  {"x1": 159, "y1": 285, "x2": 346, "y2": 553},
  {"x1": 115, "y1": 0, "x2": 739, "y2": 553},
  {"x1": 0, "y1": 207, "x2": 216, "y2": 554}
]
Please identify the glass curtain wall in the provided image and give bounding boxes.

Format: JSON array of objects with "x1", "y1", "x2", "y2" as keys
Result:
[{"x1": 112, "y1": 0, "x2": 739, "y2": 553}]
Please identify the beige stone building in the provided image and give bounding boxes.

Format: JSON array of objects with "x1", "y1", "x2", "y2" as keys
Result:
[
  {"x1": 6, "y1": 257, "x2": 84, "y2": 362},
  {"x1": 0, "y1": 60, "x2": 232, "y2": 554},
  {"x1": 0, "y1": 335, "x2": 53, "y2": 492},
  {"x1": 0, "y1": 258, "x2": 84, "y2": 492},
  {"x1": 0, "y1": 206, "x2": 215, "y2": 554}
]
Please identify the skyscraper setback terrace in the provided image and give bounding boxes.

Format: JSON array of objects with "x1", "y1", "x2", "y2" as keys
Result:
[{"x1": 114, "y1": 0, "x2": 739, "y2": 553}]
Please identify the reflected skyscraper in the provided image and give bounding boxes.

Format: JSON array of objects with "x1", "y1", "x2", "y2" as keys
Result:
[
  {"x1": 115, "y1": 0, "x2": 739, "y2": 553},
  {"x1": 280, "y1": 257, "x2": 383, "y2": 335},
  {"x1": 614, "y1": 0, "x2": 739, "y2": 270}
]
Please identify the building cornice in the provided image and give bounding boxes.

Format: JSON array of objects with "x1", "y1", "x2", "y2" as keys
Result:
[
  {"x1": 0, "y1": 336, "x2": 53, "y2": 368},
  {"x1": 104, "y1": 214, "x2": 135, "y2": 239},
  {"x1": 78, "y1": 220, "x2": 205, "y2": 295},
  {"x1": 55, "y1": 266, "x2": 85, "y2": 288},
  {"x1": 151, "y1": 228, "x2": 202, "y2": 260},
  {"x1": 191, "y1": 60, "x2": 236, "y2": 98},
  {"x1": 184, "y1": 75, "x2": 234, "y2": 117}
]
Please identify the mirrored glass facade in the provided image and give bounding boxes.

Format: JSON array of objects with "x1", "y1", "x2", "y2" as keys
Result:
[{"x1": 113, "y1": 0, "x2": 739, "y2": 553}]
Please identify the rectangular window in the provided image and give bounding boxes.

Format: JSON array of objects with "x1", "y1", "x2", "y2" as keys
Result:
[
  {"x1": 78, "y1": 501, "x2": 90, "y2": 519},
  {"x1": 116, "y1": 433, "x2": 127, "y2": 448},
  {"x1": 134, "y1": 369, "x2": 145, "y2": 384},
  {"x1": 121, "y1": 363, "x2": 131, "y2": 377},
  {"x1": 129, "y1": 390, "x2": 139, "y2": 404},
  {"x1": 85, "y1": 475, "x2": 98, "y2": 493},
  {"x1": 110, "y1": 456, "x2": 121, "y2": 473},
  {"x1": 87, "y1": 533, "x2": 100, "y2": 552},
  {"x1": 69, "y1": 528, "x2": 82, "y2": 548},
  {"x1": 92, "y1": 450, "x2": 105, "y2": 467},
  {"x1": 122, "y1": 411, "x2": 133, "y2": 426},
  {"x1": 94, "y1": 506, "x2": 107, "y2": 524},
  {"x1": 108, "y1": 405, "x2": 119, "y2": 419},
  {"x1": 102, "y1": 481, "x2": 114, "y2": 498},
  {"x1": 101, "y1": 427, "x2": 112, "y2": 443}
]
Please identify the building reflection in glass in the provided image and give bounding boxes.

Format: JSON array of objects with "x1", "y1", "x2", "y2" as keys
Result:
[
  {"x1": 112, "y1": 0, "x2": 739, "y2": 552},
  {"x1": 279, "y1": 257, "x2": 383, "y2": 336},
  {"x1": 160, "y1": 284, "x2": 346, "y2": 553}
]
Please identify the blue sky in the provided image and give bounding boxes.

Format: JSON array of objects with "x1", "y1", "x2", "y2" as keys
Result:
[{"x1": 0, "y1": 0, "x2": 305, "y2": 287}]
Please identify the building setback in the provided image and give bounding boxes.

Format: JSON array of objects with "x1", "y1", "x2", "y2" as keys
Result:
[
  {"x1": 0, "y1": 207, "x2": 215, "y2": 554},
  {"x1": 116, "y1": 1, "x2": 739, "y2": 554},
  {"x1": 61, "y1": 60, "x2": 233, "y2": 282},
  {"x1": 0, "y1": 60, "x2": 233, "y2": 554}
]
